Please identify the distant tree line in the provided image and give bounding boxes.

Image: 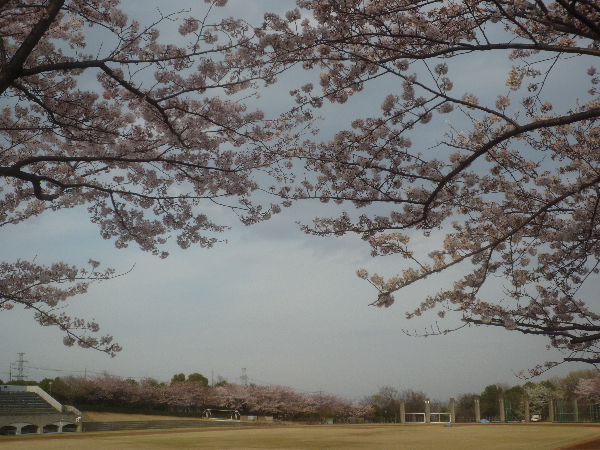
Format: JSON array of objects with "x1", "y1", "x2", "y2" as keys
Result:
[
  {"x1": 1, "y1": 373, "x2": 373, "y2": 422},
  {"x1": 5, "y1": 369, "x2": 600, "y2": 423},
  {"x1": 364, "y1": 369, "x2": 600, "y2": 423},
  {"x1": 457, "y1": 369, "x2": 600, "y2": 422}
]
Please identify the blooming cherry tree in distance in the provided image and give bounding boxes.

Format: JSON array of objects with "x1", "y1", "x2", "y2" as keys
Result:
[
  {"x1": 0, "y1": 0, "x2": 299, "y2": 354},
  {"x1": 575, "y1": 376, "x2": 600, "y2": 402},
  {"x1": 260, "y1": 0, "x2": 600, "y2": 371},
  {"x1": 47, "y1": 374, "x2": 375, "y2": 420}
]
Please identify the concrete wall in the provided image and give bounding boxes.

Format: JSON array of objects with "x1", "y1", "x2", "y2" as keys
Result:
[{"x1": 0, "y1": 413, "x2": 81, "y2": 434}]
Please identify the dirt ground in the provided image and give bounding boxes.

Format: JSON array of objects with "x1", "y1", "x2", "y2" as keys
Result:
[{"x1": 555, "y1": 436, "x2": 600, "y2": 449}]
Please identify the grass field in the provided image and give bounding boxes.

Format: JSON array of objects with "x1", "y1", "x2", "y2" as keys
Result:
[
  {"x1": 81, "y1": 411, "x2": 204, "y2": 422},
  {"x1": 1, "y1": 423, "x2": 600, "y2": 450}
]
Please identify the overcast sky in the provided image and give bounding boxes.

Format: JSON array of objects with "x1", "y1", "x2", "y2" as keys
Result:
[{"x1": 0, "y1": 0, "x2": 595, "y2": 402}]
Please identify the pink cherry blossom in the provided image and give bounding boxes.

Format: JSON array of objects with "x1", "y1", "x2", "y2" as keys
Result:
[
  {"x1": 0, "y1": 0, "x2": 299, "y2": 352},
  {"x1": 260, "y1": 0, "x2": 600, "y2": 369}
]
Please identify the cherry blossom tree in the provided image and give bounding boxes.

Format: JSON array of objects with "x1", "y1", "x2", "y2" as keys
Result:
[
  {"x1": 213, "y1": 383, "x2": 252, "y2": 411},
  {"x1": 575, "y1": 376, "x2": 600, "y2": 402},
  {"x1": 247, "y1": 383, "x2": 303, "y2": 416},
  {"x1": 88, "y1": 372, "x2": 138, "y2": 406},
  {"x1": 0, "y1": 259, "x2": 123, "y2": 354},
  {"x1": 160, "y1": 379, "x2": 212, "y2": 412},
  {"x1": 261, "y1": 0, "x2": 600, "y2": 371},
  {"x1": 343, "y1": 401, "x2": 375, "y2": 420},
  {"x1": 301, "y1": 391, "x2": 347, "y2": 421},
  {"x1": 0, "y1": 0, "x2": 299, "y2": 354},
  {"x1": 524, "y1": 380, "x2": 561, "y2": 416},
  {"x1": 50, "y1": 373, "x2": 96, "y2": 405},
  {"x1": 44, "y1": 373, "x2": 374, "y2": 420},
  {"x1": 134, "y1": 378, "x2": 164, "y2": 409},
  {"x1": 558, "y1": 369, "x2": 600, "y2": 397}
]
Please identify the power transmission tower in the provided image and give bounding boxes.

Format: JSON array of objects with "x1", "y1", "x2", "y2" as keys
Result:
[
  {"x1": 11, "y1": 353, "x2": 28, "y2": 381},
  {"x1": 240, "y1": 368, "x2": 248, "y2": 387}
]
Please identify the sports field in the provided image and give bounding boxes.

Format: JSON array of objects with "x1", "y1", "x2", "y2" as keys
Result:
[
  {"x1": 81, "y1": 411, "x2": 205, "y2": 421},
  {"x1": 1, "y1": 423, "x2": 600, "y2": 450}
]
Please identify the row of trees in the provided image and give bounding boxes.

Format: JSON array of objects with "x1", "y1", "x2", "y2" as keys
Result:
[
  {"x1": 364, "y1": 386, "x2": 430, "y2": 422},
  {"x1": 456, "y1": 369, "x2": 600, "y2": 421},
  {"x1": 363, "y1": 369, "x2": 600, "y2": 422},
  {"x1": 4, "y1": 0, "x2": 600, "y2": 372},
  {"x1": 6, "y1": 368, "x2": 600, "y2": 422},
  {"x1": 2, "y1": 373, "x2": 373, "y2": 422}
]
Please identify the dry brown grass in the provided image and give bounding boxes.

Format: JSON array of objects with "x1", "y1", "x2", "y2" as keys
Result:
[{"x1": 2, "y1": 423, "x2": 600, "y2": 450}]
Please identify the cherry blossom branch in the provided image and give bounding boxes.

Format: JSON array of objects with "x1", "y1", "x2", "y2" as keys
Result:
[
  {"x1": 266, "y1": 0, "x2": 600, "y2": 368},
  {"x1": 0, "y1": 0, "x2": 301, "y2": 352},
  {"x1": 0, "y1": 0, "x2": 65, "y2": 94},
  {"x1": 554, "y1": 0, "x2": 600, "y2": 37},
  {"x1": 422, "y1": 108, "x2": 600, "y2": 221},
  {"x1": 0, "y1": 259, "x2": 126, "y2": 356}
]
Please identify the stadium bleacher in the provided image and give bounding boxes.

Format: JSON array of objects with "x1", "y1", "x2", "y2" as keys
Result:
[{"x1": 0, "y1": 391, "x2": 58, "y2": 415}]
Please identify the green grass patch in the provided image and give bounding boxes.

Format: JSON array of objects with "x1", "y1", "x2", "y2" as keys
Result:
[
  {"x1": 77, "y1": 405, "x2": 206, "y2": 419},
  {"x1": 81, "y1": 411, "x2": 204, "y2": 422}
]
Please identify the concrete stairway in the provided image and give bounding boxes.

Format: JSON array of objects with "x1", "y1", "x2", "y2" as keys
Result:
[{"x1": 0, "y1": 392, "x2": 58, "y2": 415}]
